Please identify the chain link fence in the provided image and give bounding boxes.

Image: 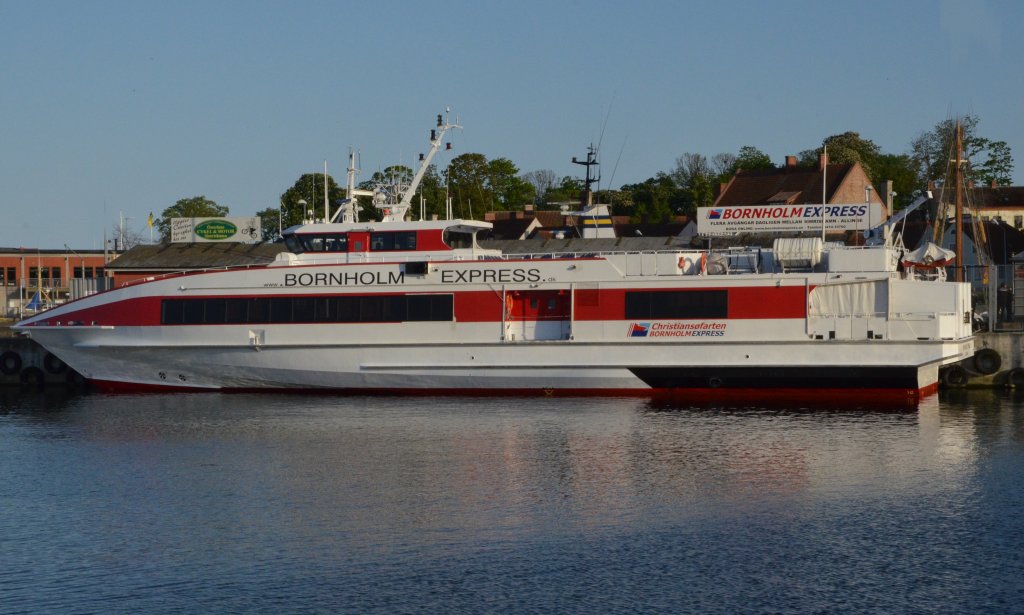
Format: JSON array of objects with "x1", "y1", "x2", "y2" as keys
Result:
[{"x1": 960, "y1": 264, "x2": 1023, "y2": 333}]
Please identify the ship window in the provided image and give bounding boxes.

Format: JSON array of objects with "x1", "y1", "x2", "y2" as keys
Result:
[
  {"x1": 625, "y1": 290, "x2": 728, "y2": 319},
  {"x1": 407, "y1": 294, "x2": 453, "y2": 321},
  {"x1": 270, "y1": 297, "x2": 291, "y2": 322},
  {"x1": 225, "y1": 298, "x2": 248, "y2": 323},
  {"x1": 370, "y1": 231, "x2": 417, "y2": 251},
  {"x1": 443, "y1": 229, "x2": 474, "y2": 249},
  {"x1": 161, "y1": 294, "x2": 455, "y2": 325},
  {"x1": 285, "y1": 235, "x2": 304, "y2": 253},
  {"x1": 205, "y1": 299, "x2": 226, "y2": 323},
  {"x1": 292, "y1": 297, "x2": 315, "y2": 322},
  {"x1": 182, "y1": 300, "x2": 205, "y2": 324}
]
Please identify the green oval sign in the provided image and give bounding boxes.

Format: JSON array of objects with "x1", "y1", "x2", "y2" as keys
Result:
[{"x1": 194, "y1": 220, "x2": 238, "y2": 240}]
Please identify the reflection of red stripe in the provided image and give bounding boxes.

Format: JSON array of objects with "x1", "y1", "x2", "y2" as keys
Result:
[{"x1": 89, "y1": 378, "x2": 931, "y2": 405}]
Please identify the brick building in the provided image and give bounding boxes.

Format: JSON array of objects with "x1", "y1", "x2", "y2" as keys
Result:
[{"x1": 0, "y1": 248, "x2": 109, "y2": 316}]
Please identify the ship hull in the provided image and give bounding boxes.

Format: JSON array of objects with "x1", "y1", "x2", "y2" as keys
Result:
[{"x1": 24, "y1": 325, "x2": 971, "y2": 403}]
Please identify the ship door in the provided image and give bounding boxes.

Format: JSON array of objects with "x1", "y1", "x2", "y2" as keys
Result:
[{"x1": 505, "y1": 290, "x2": 571, "y2": 341}]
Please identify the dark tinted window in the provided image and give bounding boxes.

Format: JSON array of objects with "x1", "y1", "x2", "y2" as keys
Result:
[
  {"x1": 370, "y1": 231, "x2": 417, "y2": 251},
  {"x1": 161, "y1": 294, "x2": 454, "y2": 325},
  {"x1": 625, "y1": 290, "x2": 728, "y2": 319}
]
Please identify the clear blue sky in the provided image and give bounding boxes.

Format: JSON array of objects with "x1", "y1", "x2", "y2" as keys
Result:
[{"x1": 1, "y1": 0, "x2": 1022, "y2": 249}]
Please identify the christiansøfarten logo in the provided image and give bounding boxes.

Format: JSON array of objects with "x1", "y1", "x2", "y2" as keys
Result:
[
  {"x1": 629, "y1": 322, "x2": 650, "y2": 337},
  {"x1": 708, "y1": 208, "x2": 723, "y2": 219}
]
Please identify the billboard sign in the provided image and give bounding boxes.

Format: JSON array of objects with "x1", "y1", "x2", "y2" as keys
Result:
[
  {"x1": 696, "y1": 204, "x2": 883, "y2": 236},
  {"x1": 171, "y1": 217, "x2": 262, "y2": 243}
]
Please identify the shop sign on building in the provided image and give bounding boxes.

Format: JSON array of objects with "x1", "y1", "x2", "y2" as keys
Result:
[{"x1": 171, "y1": 217, "x2": 261, "y2": 243}]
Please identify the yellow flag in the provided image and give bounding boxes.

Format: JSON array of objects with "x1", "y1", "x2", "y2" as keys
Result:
[{"x1": 147, "y1": 212, "x2": 154, "y2": 228}]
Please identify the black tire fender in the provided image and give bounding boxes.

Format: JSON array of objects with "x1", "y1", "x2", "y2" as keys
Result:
[
  {"x1": 942, "y1": 365, "x2": 968, "y2": 387},
  {"x1": 19, "y1": 366, "x2": 45, "y2": 387},
  {"x1": 0, "y1": 350, "x2": 22, "y2": 376},
  {"x1": 1007, "y1": 368, "x2": 1024, "y2": 388},
  {"x1": 43, "y1": 352, "x2": 67, "y2": 375},
  {"x1": 972, "y1": 348, "x2": 1002, "y2": 375}
]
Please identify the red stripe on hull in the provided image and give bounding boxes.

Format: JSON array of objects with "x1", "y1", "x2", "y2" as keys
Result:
[{"x1": 88, "y1": 379, "x2": 933, "y2": 406}]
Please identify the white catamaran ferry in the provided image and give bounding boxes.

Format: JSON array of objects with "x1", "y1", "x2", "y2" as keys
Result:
[{"x1": 15, "y1": 114, "x2": 974, "y2": 401}]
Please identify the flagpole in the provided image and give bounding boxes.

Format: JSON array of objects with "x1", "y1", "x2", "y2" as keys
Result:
[{"x1": 821, "y1": 145, "x2": 827, "y2": 243}]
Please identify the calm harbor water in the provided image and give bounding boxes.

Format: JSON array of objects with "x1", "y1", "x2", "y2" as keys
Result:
[{"x1": 2, "y1": 389, "x2": 1023, "y2": 613}]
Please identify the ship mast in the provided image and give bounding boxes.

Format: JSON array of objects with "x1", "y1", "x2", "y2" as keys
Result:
[
  {"x1": 386, "y1": 110, "x2": 461, "y2": 222},
  {"x1": 954, "y1": 121, "x2": 964, "y2": 282},
  {"x1": 572, "y1": 144, "x2": 600, "y2": 208}
]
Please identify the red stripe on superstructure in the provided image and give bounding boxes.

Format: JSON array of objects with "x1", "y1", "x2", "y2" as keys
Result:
[
  {"x1": 37, "y1": 285, "x2": 811, "y2": 327},
  {"x1": 726, "y1": 286, "x2": 807, "y2": 319},
  {"x1": 573, "y1": 286, "x2": 807, "y2": 320}
]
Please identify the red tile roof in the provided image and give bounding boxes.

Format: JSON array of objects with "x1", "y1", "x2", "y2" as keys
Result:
[{"x1": 714, "y1": 164, "x2": 855, "y2": 207}]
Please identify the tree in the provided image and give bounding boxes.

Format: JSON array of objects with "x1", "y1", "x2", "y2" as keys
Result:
[
  {"x1": 445, "y1": 153, "x2": 492, "y2": 218},
  {"x1": 732, "y1": 145, "x2": 774, "y2": 173},
  {"x1": 256, "y1": 174, "x2": 346, "y2": 240},
  {"x1": 110, "y1": 220, "x2": 144, "y2": 251},
  {"x1": 803, "y1": 132, "x2": 882, "y2": 180},
  {"x1": 543, "y1": 176, "x2": 585, "y2": 205},
  {"x1": 522, "y1": 169, "x2": 558, "y2": 204},
  {"x1": 157, "y1": 196, "x2": 229, "y2": 242},
  {"x1": 672, "y1": 153, "x2": 716, "y2": 213},
  {"x1": 410, "y1": 164, "x2": 448, "y2": 220},
  {"x1": 619, "y1": 173, "x2": 682, "y2": 222},
  {"x1": 872, "y1": 153, "x2": 918, "y2": 210},
  {"x1": 976, "y1": 140, "x2": 1014, "y2": 187},
  {"x1": 487, "y1": 157, "x2": 535, "y2": 209},
  {"x1": 910, "y1": 114, "x2": 1014, "y2": 187}
]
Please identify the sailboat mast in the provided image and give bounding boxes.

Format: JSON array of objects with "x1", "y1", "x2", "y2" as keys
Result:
[{"x1": 954, "y1": 122, "x2": 964, "y2": 283}]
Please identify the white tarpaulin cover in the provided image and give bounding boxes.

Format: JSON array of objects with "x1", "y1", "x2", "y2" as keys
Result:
[
  {"x1": 809, "y1": 280, "x2": 886, "y2": 317},
  {"x1": 901, "y1": 243, "x2": 955, "y2": 269}
]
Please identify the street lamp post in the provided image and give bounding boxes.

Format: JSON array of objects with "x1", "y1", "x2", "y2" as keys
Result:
[{"x1": 865, "y1": 185, "x2": 873, "y2": 243}]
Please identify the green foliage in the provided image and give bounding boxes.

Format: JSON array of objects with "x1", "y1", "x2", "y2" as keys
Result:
[
  {"x1": 910, "y1": 114, "x2": 1014, "y2": 187},
  {"x1": 619, "y1": 173, "x2": 683, "y2": 222},
  {"x1": 871, "y1": 154, "x2": 918, "y2": 210},
  {"x1": 732, "y1": 146, "x2": 774, "y2": 172},
  {"x1": 158, "y1": 196, "x2": 229, "y2": 242},
  {"x1": 445, "y1": 153, "x2": 492, "y2": 218},
  {"x1": 487, "y1": 157, "x2": 535, "y2": 209},
  {"x1": 257, "y1": 174, "x2": 345, "y2": 240},
  {"x1": 976, "y1": 140, "x2": 1014, "y2": 187}
]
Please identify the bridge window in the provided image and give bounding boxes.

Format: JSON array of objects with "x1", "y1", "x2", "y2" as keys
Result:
[
  {"x1": 285, "y1": 234, "x2": 349, "y2": 253},
  {"x1": 370, "y1": 231, "x2": 417, "y2": 251}
]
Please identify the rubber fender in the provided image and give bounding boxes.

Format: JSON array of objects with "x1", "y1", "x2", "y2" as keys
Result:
[
  {"x1": 972, "y1": 348, "x2": 1002, "y2": 375},
  {"x1": 43, "y1": 352, "x2": 67, "y2": 375},
  {"x1": 0, "y1": 350, "x2": 22, "y2": 376},
  {"x1": 1007, "y1": 368, "x2": 1024, "y2": 388},
  {"x1": 942, "y1": 365, "x2": 968, "y2": 387},
  {"x1": 19, "y1": 366, "x2": 45, "y2": 388}
]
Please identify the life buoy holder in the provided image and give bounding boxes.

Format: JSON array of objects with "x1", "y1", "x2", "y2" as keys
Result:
[
  {"x1": 678, "y1": 253, "x2": 708, "y2": 274},
  {"x1": 0, "y1": 351, "x2": 22, "y2": 376},
  {"x1": 43, "y1": 352, "x2": 67, "y2": 375}
]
